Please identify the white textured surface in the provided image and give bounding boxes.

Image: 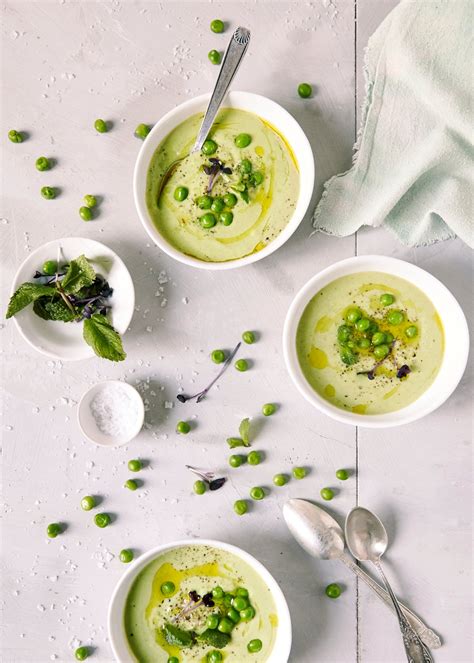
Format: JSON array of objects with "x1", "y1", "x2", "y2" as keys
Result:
[{"x1": 0, "y1": 2, "x2": 472, "y2": 663}]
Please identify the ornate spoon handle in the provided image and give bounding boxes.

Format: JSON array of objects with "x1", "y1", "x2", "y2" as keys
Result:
[{"x1": 338, "y1": 552, "x2": 441, "y2": 649}]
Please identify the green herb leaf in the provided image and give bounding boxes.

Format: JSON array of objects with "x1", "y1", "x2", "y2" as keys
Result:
[
  {"x1": 61, "y1": 255, "x2": 96, "y2": 294},
  {"x1": 161, "y1": 623, "x2": 195, "y2": 648},
  {"x1": 33, "y1": 298, "x2": 76, "y2": 322},
  {"x1": 227, "y1": 436, "x2": 246, "y2": 449},
  {"x1": 6, "y1": 283, "x2": 57, "y2": 318},
  {"x1": 197, "y1": 629, "x2": 231, "y2": 649},
  {"x1": 239, "y1": 417, "x2": 251, "y2": 446},
  {"x1": 83, "y1": 314, "x2": 126, "y2": 362},
  {"x1": 240, "y1": 189, "x2": 250, "y2": 204}
]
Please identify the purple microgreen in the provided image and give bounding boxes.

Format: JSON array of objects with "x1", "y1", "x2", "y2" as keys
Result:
[
  {"x1": 204, "y1": 159, "x2": 232, "y2": 193},
  {"x1": 202, "y1": 593, "x2": 215, "y2": 607},
  {"x1": 185, "y1": 466, "x2": 226, "y2": 492},
  {"x1": 177, "y1": 341, "x2": 241, "y2": 403},
  {"x1": 357, "y1": 340, "x2": 397, "y2": 380},
  {"x1": 397, "y1": 364, "x2": 411, "y2": 379},
  {"x1": 189, "y1": 590, "x2": 200, "y2": 603},
  {"x1": 209, "y1": 477, "x2": 226, "y2": 491},
  {"x1": 173, "y1": 590, "x2": 214, "y2": 623}
]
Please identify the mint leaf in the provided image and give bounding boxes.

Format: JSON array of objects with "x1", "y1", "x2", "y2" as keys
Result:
[
  {"x1": 239, "y1": 417, "x2": 251, "y2": 446},
  {"x1": 197, "y1": 629, "x2": 230, "y2": 649},
  {"x1": 161, "y1": 623, "x2": 195, "y2": 648},
  {"x1": 6, "y1": 283, "x2": 57, "y2": 318},
  {"x1": 83, "y1": 313, "x2": 126, "y2": 362},
  {"x1": 33, "y1": 298, "x2": 75, "y2": 322},
  {"x1": 61, "y1": 255, "x2": 96, "y2": 294}
]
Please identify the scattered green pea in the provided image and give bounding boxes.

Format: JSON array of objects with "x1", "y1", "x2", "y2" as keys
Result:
[
  {"x1": 212, "y1": 586, "x2": 224, "y2": 600},
  {"x1": 194, "y1": 480, "x2": 207, "y2": 495},
  {"x1": 387, "y1": 310, "x2": 405, "y2": 325},
  {"x1": 174, "y1": 186, "x2": 188, "y2": 202},
  {"x1": 234, "y1": 499, "x2": 248, "y2": 516},
  {"x1": 83, "y1": 194, "x2": 97, "y2": 208},
  {"x1": 373, "y1": 344, "x2": 390, "y2": 360},
  {"x1": 240, "y1": 158, "x2": 252, "y2": 174},
  {"x1": 242, "y1": 331, "x2": 255, "y2": 344},
  {"x1": 94, "y1": 118, "x2": 108, "y2": 133},
  {"x1": 236, "y1": 587, "x2": 249, "y2": 598},
  {"x1": 273, "y1": 473, "x2": 288, "y2": 487},
  {"x1": 196, "y1": 194, "x2": 212, "y2": 209},
  {"x1": 250, "y1": 486, "x2": 265, "y2": 500},
  {"x1": 235, "y1": 133, "x2": 252, "y2": 148},
  {"x1": 161, "y1": 581, "x2": 176, "y2": 596},
  {"x1": 8, "y1": 129, "x2": 24, "y2": 143},
  {"x1": 227, "y1": 607, "x2": 240, "y2": 623},
  {"x1": 79, "y1": 206, "x2": 92, "y2": 221},
  {"x1": 119, "y1": 548, "x2": 134, "y2": 563},
  {"x1": 200, "y1": 212, "x2": 217, "y2": 229},
  {"x1": 297, "y1": 83, "x2": 312, "y2": 98},
  {"x1": 223, "y1": 193, "x2": 237, "y2": 207},
  {"x1": 405, "y1": 325, "x2": 418, "y2": 338},
  {"x1": 210, "y1": 19, "x2": 225, "y2": 33},
  {"x1": 235, "y1": 359, "x2": 249, "y2": 372},
  {"x1": 217, "y1": 616, "x2": 234, "y2": 633},
  {"x1": 75, "y1": 646, "x2": 89, "y2": 661},
  {"x1": 247, "y1": 451, "x2": 262, "y2": 466},
  {"x1": 345, "y1": 308, "x2": 361, "y2": 324},
  {"x1": 211, "y1": 349, "x2": 226, "y2": 363},
  {"x1": 356, "y1": 318, "x2": 371, "y2": 332},
  {"x1": 81, "y1": 496, "x2": 95, "y2": 511},
  {"x1": 176, "y1": 421, "x2": 191, "y2": 434},
  {"x1": 247, "y1": 639, "x2": 263, "y2": 653},
  {"x1": 229, "y1": 454, "x2": 245, "y2": 468},
  {"x1": 292, "y1": 466, "x2": 307, "y2": 480},
  {"x1": 206, "y1": 613, "x2": 220, "y2": 630},
  {"x1": 42, "y1": 260, "x2": 57, "y2": 275},
  {"x1": 36, "y1": 156, "x2": 51, "y2": 171},
  {"x1": 251, "y1": 171, "x2": 264, "y2": 185},
  {"x1": 220, "y1": 211, "x2": 234, "y2": 226},
  {"x1": 47, "y1": 523, "x2": 61, "y2": 538},
  {"x1": 371, "y1": 332, "x2": 386, "y2": 346},
  {"x1": 336, "y1": 469, "x2": 349, "y2": 480},
  {"x1": 262, "y1": 403, "x2": 276, "y2": 416},
  {"x1": 208, "y1": 49, "x2": 221, "y2": 65},
  {"x1": 240, "y1": 606, "x2": 255, "y2": 621},
  {"x1": 211, "y1": 197, "x2": 225, "y2": 213},
  {"x1": 380, "y1": 293, "x2": 395, "y2": 306},
  {"x1": 168, "y1": 658, "x2": 179, "y2": 663},
  {"x1": 325, "y1": 582, "x2": 342, "y2": 598},
  {"x1": 385, "y1": 332, "x2": 394, "y2": 344},
  {"x1": 208, "y1": 651, "x2": 222, "y2": 663},
  {"x1": 337, "y1": 325, "x2": 352, "y2": 342},
  {"x1": 134, "y1": 123, "x2": 151, "y2": 139},
  {"x1": 41, "y1": 186, "x2": 56, "y2": 200},
  {"x1": 94, "y1": 512, "x2": 110, "y2": 528},
  {"x1": 124, "y1": 479, "x2": 138, "y2": 491},
  {"x1": 128, "y1": 459, "x2": 142, "y2": 472},
  {"x1": 358, "y1": 338, "x2": 371, "y2": 349},
  {"x1": 320, "y1": 487, "x2": 334, "y2": 501}
]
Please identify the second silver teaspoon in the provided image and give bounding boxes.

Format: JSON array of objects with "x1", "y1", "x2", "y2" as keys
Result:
[{"x1": 345, "y1": 507, "x2": 434, "y2": 663}]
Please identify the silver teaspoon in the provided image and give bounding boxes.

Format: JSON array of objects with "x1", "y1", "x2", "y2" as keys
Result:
[
  {"x1": 158, "y1": 26, "x2": 250, "y2": 198},
  {"x1": 282, "y1": 499, "x2": 440, "y2": 649},
  {"x1": 345, "y1": 507, "x2": 434, "y2": 663}
]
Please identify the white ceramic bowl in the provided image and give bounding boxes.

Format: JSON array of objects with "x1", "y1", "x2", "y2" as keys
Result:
[
  {"x1": 108, "y1": 539, "x2": 292, "y2": 663},
  {"x1": 9, "y1": 237, "x2": 135, "y2": 361},
  {"x1": 133, "y1": 91, "x2": 314, "y2": 270},
  {"x1": 78, "y1": 380, "x2": 145, "y2": 447},
  {"x1": 283, "y1": 255, "x2": 469, "y2": 428}
]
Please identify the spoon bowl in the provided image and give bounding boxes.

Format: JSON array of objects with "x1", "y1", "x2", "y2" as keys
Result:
[
  {"x1": 283, "y1": 498, "x2": 344, "y2": 560},
  {"x1": 345, "y1": 506, "x2": 388, "y2": 562}
]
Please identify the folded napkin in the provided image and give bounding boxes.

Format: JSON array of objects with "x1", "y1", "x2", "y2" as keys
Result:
[{"x1": 313, "y1": 0, "x2": 473, "y2": 248}]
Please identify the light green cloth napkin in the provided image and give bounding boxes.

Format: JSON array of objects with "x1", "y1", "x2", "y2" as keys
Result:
[{"x1": 313, "y1": 0, "x2": 474, "y2": 248}]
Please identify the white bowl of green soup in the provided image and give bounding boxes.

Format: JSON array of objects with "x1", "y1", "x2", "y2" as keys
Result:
[
  {"x1": 283, "y1": 256, "x2": 469, "y2": 428},
  {"x1": 134, "y1": 91, "x2": 313, "y2": 269},
  {"x1": 108, "y1": 539, "x2": 292, "y2": 662}
]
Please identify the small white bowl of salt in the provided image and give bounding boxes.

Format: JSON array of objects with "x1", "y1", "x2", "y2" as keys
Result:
[{"x1": 78, "y1": 380, "x2": 145, "y2": 446}]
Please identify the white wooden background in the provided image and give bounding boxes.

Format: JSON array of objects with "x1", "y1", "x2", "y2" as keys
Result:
[{"x1": 1, "y1": 1, "x2": 472, "y2": 662}]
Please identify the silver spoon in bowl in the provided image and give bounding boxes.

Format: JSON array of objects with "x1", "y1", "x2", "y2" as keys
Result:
[
  {"x1": 282, "y1": 499, "x2": 441, "y2": 649},
  {"x1": 157, "y1": 26, "x2": 251, "y2": 199},
  {"x1": 345, "y1": 506, "x2": 434, "y2": 662}
]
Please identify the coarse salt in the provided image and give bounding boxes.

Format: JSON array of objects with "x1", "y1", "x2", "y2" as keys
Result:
[{"x1": 89, "y1": 384, "x2": 140, "y2": 438}]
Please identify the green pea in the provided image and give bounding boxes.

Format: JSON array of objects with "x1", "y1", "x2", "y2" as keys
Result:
[
  {"x1": 251, "y1": 171, "x2": 264, "y2": 185},
  {"x1": 325, "y1": 582, "x2": 342, "y2": 598},
  {"x1": 176, "y1": 421, "x2": 191, "y2": 434},
  {"x1": 41, "y1": 186, "x2": 56, "y2": 200},
  {"x1": 250, "y1": 486, "x2": 265, "y2": 500},
  {"x1": 134, "y1": 123, "x2": 151, "y2": 139},
  {"x1": 79, "y1": 206, "x2": 92, "y2": 221},
  {"x1": 218, "y1": 616, "x2": 234, "y2": 633},
  {"x1": 208, "y1": 652, "x2": 222, "y2": 663},
  {"x1": 380, "y1": 293, "x2": 395, "y2": 306},
  {"x1": 242, "y1": 331, "x2": 255, "y2": 344},
  {"x1": 8, "y1": 129, "x2": 24, "y2": 143},
  {"x1": 47, "y1": 523, "x2": 61, "y2": 538},
  {"x1": 128, "y1": 459, "x2": 142, "y2": 472},
  {"x1": 174, "y1": 186, "x2": 189, "y2": 202},
  {"x1": 273, "y1": 473, "x2": 288, "y2": 487},
  {"x1": 211, "y1": 197, "x2": 225, "y2": 213},
  {"x1": 368, "y1": 321, "x2": 379, "y2": 334},
  {"x1": 200, "y1": 212, "x2": 217, "y2": 229},
  {"x1": 297, "y1": 83, "x2": 312, "y2": 98},
  {"x1": 36, "y1": 156, "x2": 51, "y2": 171},
  {"x1": 320, "y1": 487, "x2": 334, "y2": 501},
  {"x1": 83, "y1": 194, "x2": 97, "y2": 208},
  {"x1": 345, "y1": 308, "x2": 361, "y2": 324},
  {"x1": 371, "y1": 332, "x2": 386, "y2": 346},
  {"x1": 206, "y1": 613, "x2": 220, "y2": 630},
  {"x1": 42, "y1": 260, "x2": 57, "y2": 276},
  {"x1": 235, "y1": 133, "x2": 252, "y2": 148},
  {"x1": 161, "y1": 581, "x2": 176, "y2": 596},
  {"x1": 223, "y1": 193, "x2": 237, "y2": 207},
  {"x1": 94, "y1": 512, "x2": 110, "y2": 528},
  {"x1": 240, "y1": 158, "x2": 252, "y2": 173},
  {"x1": 247, "y1": 639, "x2": 263, "y2": 653},
  {"x1": 336, "y1": 469, "x2": 349, "y2": 480},
  {"x1": 210, "y1": 19, "x2": 225, "y2": 33},
  {"x1": 346, "y1": 340, "x2": 357, "y2": 349},
  {"x1": 208, "y1": 49, "x2": 221, "y2": 65},
  {"x1": 247, "y1": 451, "x2": 262, "y2": 466},
  {"x1": 236, "y1": 587, "x2": 249, "y2": 598},
  {"x1": 234, "y1": 499, "x2": 248, "y2": 516},
  {"x1": 219, "y1": 211, "x2": 233, "y2": 226},
  {"x1": 81, "y1": 495, "x2": 95, "y2": 511},
  {"x1": 168, "y1": 658, "x2": 179, "y2": 663},
  {"x1": 240, "y1": 606, "x2": 255, "y2": 621},
  {"x1": 75, "y1": 646, "x2": 89, "y2": 661},
  {"x1": 358, "y1": 338, "x2": 370, "y2": 349},
  {"x1": 373, "y1": 344, "x2": 390, "y2": 360},
  {"x1": 124, "y1": 479, "x2": 138, "y2": 491},
  {"x1": 262, "y1": 403, "x2": 276, "y2": 416},
  {"x1": 119, "y1": 548, "x2": 134, "y2": 563},
  {"x1": 194, "y1": 480, "x2": 207, "y2": 495},
  {"x1": 337, "y1": 325, "x2": 352, "y2": 342},
  {"x1": 202, "y1": 139, "x2": 218, "y2": 155},
  {"x1": 356, "y1": 318, "x2": 371, "y2": 332},
  {"x1": 340, "y1": 349, "x2": 358, "y2": 365},
  {"x1": 405, "y1": 325, "x2": 418, "y2": 338},
  {"x1": 94, "y1": 118, "x2": 108, "y2": 133},
  {"x1": 227, "y1": 607, "x2": 240, "y2": 623},
  {"x1": 211, "y1": 349, "x2": 226, "y2": 363},
  {"x1": 387, "y1": 310, "x2": 405, "y2": 325},
  {"x1": 385, "y1": 332, "x2": 394, "y2": 344},
  {"x1": 235, "y1": 359, "x2": 248, "y2": 371},
  {"x1": 229, "y1": 454, "x2": 245, "y2": 468},
  {"x1": 212, "y1": 586, "x2": 224, "y2": 600},
  {"x1": 197, "y1": 194, "x2": 213, "y2": 209},
  {"x1": 292, "y1": 466, "x2": 307, "y2": 480},
  {"x1": 223, "y1": 593, "x2": 233, "y2": 607}
]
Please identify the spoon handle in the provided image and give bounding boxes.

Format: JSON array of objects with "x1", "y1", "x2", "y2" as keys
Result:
[
  {"x1": 337, "y1": 553, "x2": 441, "y2": 649},
  {"x1": 374, "y1": 560, "x2": 434, "y2": 663},
  {"x1": 192, "y1": 27, "x2": 251, "y2": 153}
]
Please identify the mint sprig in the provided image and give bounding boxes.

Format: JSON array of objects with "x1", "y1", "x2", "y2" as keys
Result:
[{"x1": 83, "y1": 314, "x2": 126, "y2": 362}]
